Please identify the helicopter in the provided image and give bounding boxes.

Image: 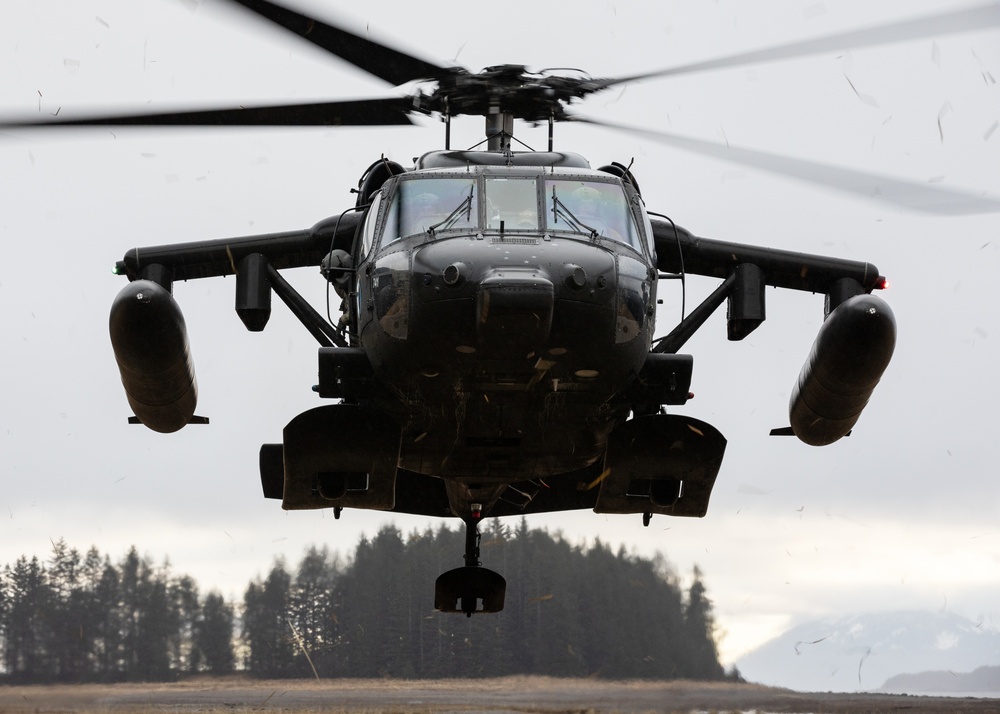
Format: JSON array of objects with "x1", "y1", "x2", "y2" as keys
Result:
[{"x1": 23, "y1": 0, "x2": 1000, "y2": 618}]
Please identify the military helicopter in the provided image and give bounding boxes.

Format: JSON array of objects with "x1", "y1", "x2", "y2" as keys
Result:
[{"x1": 23, "y1": 0, "x2": 1000, "y2": 617}]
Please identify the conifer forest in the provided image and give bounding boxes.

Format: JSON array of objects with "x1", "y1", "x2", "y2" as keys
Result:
[{"x1": 0, "y1": 521, "x2": 729, "y2": 683}]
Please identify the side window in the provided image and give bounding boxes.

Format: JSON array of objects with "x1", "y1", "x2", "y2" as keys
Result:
[
  {"x1": 381, "y1": 189, "x2": 400, "y2": 247},
  {"x1": 361, "y1": 190, "x2": 384, "y2": 257},
  {"x1": 636, "y1": 195, "x2": 656, "y2": 259},
  {"x1": 399, "y1": 178, "x2": 477, "y2": 239},
  {"x1": 545, "y1": 179, "x2": 642, "y2": 251},
  {"x1": 367, "y1": 177, "x2": 482, "y2": 251}
]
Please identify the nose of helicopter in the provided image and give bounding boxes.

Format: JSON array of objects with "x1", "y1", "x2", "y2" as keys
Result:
[{"x1": 476, "y1": 267, "x2": 554, "y2": 354}]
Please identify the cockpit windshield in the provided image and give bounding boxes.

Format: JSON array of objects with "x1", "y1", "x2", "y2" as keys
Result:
[
  {"x1": 377, "y1": 174, "x2": 642, "y2": 252},
  {"x1": 485, "y1": 177, "x2": 539, "y2": 231},
  {"x1": 545, "y1": 179, "x2": 641, "y2": 250},
  {"x1": 382, "y1": 177, "x2": 478, "y2": 244}
]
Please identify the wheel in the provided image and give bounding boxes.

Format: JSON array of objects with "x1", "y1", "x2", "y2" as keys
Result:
[
  {"x1": 461, "y1": 595, "x2": 478, "y2": 618},
  {"x1": 434, "y1": 566, "x2": 506, "y2": 614}
]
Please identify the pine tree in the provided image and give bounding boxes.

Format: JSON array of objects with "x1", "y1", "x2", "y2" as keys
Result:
[
  {"x1": 682, "y1": 566, "x2": 725, "y2": 679},
  {"x1": 289, "y1": 546, "x2": 339, "y2": 676},
  {"x1": 47, "y1": 539, "x2": 92, "y2": 681},
  {"x1": 196, "y1": 591, "x2": 235, "y2": 674},
  {"x1": 4, "y1": 557, "x2": 52, "y2": 680},
  {"x1": 337, "y1": 526, "x2": 410, "y2": 676},
  {"x1": 0, "y1": 568, "x2": 7, "y2": 671},
  {"x1": 242, "y1": 562, "x2": 294, "y2": 677},
  {"x1": 133, "y1": 561, "x2": 175, "y2": 681},
  {"x1": 117, "y1": 547, "x2": 143, "y2": 679},
  {"x1": 169, "y1": 575, "x2": 201, "y2": 673},
  {"x1": 91, "y1": 556, "x2": 123, "y2": 679}
]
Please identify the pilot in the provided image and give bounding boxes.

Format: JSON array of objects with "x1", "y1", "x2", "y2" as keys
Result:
[
  {"x1": 573, "y1": 186, "x2": 601, "y2": 215},
  {"x1": 571, "y1": 185, "x2": 621, "y2": 240},
  {"x1": 409, "y1": 192, "x2": 443, "y2": 232}
]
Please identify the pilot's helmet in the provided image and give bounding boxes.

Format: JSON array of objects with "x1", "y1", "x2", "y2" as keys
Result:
[
  {"x1": 414, "y1": 192, "x2": 439, "y2": 210},
  {"x1": 573, "y1": 186, "x2": 601, "y2": 213}
]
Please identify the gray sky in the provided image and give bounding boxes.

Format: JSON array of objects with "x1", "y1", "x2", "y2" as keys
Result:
[{"x1": 1, "y1": 0, "x2": 998, "y2": 668}]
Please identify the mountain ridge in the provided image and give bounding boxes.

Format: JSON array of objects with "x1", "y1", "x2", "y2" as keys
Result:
[
  {"x1": 736, "y1": 610, "x2": 1000, "y2": 693},
  {"x1": 880, "y1": 664, "x2": 1000, "y2": 694}
]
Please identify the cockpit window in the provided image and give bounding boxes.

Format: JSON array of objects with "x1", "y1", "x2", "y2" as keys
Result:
[
  {"x1": 485, "y1": 177, "x2": 539, "y2": 231},
  {"x1": 360, "y1": 190, "x2": 383, "y2": 258},
  {"x1": 545, "y1": 179, "x2": 641, "y2": 250},
  {"x1": 381, "y1": 177, "x2": 478, "y2": 245}
]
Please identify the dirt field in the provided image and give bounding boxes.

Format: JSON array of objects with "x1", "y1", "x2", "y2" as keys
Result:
[{"x1": 0, "y1": 676, "x2": 997, "y2": 713}]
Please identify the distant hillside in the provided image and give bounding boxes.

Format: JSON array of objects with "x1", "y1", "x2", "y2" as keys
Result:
[
  {"x1": 736, "y1": 611, "x2": 1000, "y2": 693},
  {"x1": 881, "y1": 665, "x2": 1000, "y2": 694}
]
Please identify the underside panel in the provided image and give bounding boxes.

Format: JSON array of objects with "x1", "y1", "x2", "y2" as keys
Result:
[
  {"x1": 596, "y1": 414, "x2": 726, "y2": 517},
  {"x1": 281, "y1": 405, "x2": 401, "y2": 511}
]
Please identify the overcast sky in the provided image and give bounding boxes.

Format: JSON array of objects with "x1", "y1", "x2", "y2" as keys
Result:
[{"x1": 1, "y1": 0, "x2": 998, "y2": 670}]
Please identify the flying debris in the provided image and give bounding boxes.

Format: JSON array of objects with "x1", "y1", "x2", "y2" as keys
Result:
[{"x1": 13, "y1": 0, "x2": 1000, "y2": 618}]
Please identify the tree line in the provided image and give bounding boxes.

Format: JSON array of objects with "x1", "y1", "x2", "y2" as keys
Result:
[
  {"x1": 0, "y1": 521, "x2": 732, "y2": 683},
  {"x1": 0, "y1": 539, "x2": 233, "y2": 683}
]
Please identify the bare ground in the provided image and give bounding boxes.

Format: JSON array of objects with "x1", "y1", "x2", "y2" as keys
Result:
[{"x1": 0, "y1": 676, "x2": 996, "y2": 714}]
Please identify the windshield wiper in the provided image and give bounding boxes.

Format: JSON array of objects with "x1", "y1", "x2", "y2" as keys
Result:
[
  {"x1": 550, "y1": 187, "x2": 598, "y2": 238},
  {"x1": 429, "y1": 186, "x2": 475, "y2": 234}
]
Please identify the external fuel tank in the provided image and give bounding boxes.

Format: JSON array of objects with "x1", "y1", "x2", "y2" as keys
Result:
[
  {"x1": 109, "y1": 279, "x2": 199, "y2": 433},
  {"x1": 789, "y1": 293, "x2": 896, "y2": 446}
]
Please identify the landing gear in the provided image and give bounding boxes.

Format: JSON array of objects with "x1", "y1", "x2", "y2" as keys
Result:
[{"x1": 434, "y1": 515, "x2": 506, "y2": 617}]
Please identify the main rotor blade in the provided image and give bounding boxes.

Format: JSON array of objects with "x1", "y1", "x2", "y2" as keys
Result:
[
  {"x1": 577, "y1": 116, "x2": 1000, "y2": 215},
  {"x1": 224, "y1": 0, "x2": 450, "y2": 86},
  {"x1": 0, "y1": 98, "x2": 416, "y2": 128},
  {"x1": 593, "y1": 3, "x2": 1000, "y2": 89}
]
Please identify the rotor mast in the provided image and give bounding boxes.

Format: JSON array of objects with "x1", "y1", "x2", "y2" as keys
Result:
[{"x1": 486, "y1": 109, "x2": 514, "y2": 153}]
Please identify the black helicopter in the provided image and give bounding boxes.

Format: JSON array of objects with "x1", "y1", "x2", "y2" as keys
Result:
[{"x1": 11, "y1": 0, "x2": 962, "y2": 617}]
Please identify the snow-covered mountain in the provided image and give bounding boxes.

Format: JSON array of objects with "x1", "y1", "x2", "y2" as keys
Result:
[{"x1": 736, "y1": 611, "x2": 1000, "y2": 693}]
